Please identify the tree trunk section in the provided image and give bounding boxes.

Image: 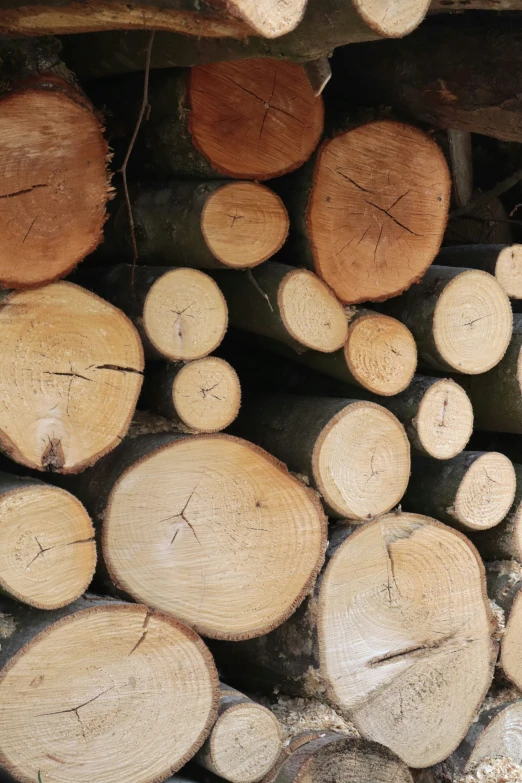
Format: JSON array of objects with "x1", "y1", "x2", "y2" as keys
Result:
[
  {"x1": 230, "y1": 394, "x2": 410, "y2": 519},
  {"x1": 65, "y1": 430, "x2": 327, "y2": 640},
  {"x1": 445, "y1": 195, "x2": 514, "y2": 246},
  {"x1": 0, "y1": 594, "x2": 219, "y2": 783},
  {"x1": 471, "y1": 464, "x2": 522, "y2": 562},
  {"x1": 0, "y1": 38, "x2": 109, "y2": 288},
  {"x1": 0, "y1": 471, "x2": 95, "y2": 610},
  {"x1": 437, "y1": 245, "x2": 522, "y2": 299},
  {"x1": 404, "y1": 451, "x2": 516, "y2": 532},
  {"x1": 196, "y1": 683, "x2": 282, "y2": 783},
  {"x1": 106, "y1": 182, "x2": 289, "y2": 270},
  {"x1": 77, "y1": 265, "x2": 228, "y2": 362},
  {"x1": 141, "y1": 358, "x2": 241, "y2": 433},
  {"x1": 487, "y1": 560, "x2": 522, "y2": 691},
  {"x1": 213, "y1": 264, "x2": 347, "y2": 354},
  {"x1": 379, "y1": 265, "x2": 512, "y2": 374},
  {"x1": 212, "y1": 513, "x2": 497, "y2": 768},
  {"x1": 0, "y1": 281, "x2": 143, "y2": 474}
]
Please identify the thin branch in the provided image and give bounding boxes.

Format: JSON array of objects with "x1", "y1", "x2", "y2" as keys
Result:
[
  {"x1": 450, "y1": 166, "x2": 522, "y2": 219},
  {"x1": 119, "y1": 31, "x2": 155, "y2": 290}
]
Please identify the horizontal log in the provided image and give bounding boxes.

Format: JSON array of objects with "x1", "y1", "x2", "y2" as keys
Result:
[
  {"x1": 487, "y1": 560, "x2": 522, "y2": 690},
  {"x1": 471, "y1": 464, "x2": 522, "y2": 562},
  {"x1": 437, "y1": 245, "x2": 522, "y2": 299}
]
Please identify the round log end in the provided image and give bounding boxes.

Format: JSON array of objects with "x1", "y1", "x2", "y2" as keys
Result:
[
  {"x1": 451, "y1": 452, "x2": 516, "y2": 531},
  {"x1": 143, "y1": 268, "x2": 228, "y2": 362},
  {"x1": 308, "y1": 120, "x2": 450, "y2": 304},
  {"x1": 0, "y1": 281, "x2": 143, "y2": 474},
  {"x1": 103, "y1": 434, "x2": 327, "y2": 640},
  {"x1": 465, "y1": 700, "x2": 522, "y2": 774},
  {"x1": 345, "y1": 312, "x2": 417, "y2": 395},
  {"x1": 433, "y1": 270, "x2": 512, "y2": 374},
  {"x1": 188, "y1": 60, "x2": 324, "y2": 180},
  {"x1": 501, "y1": 590, "x2": 522, "y2": 689},
  {"x1": 415, "y1": 379, "x2": 473, "y2": 460},
  {"x1": 353, "y1": 0, "x2": 430, "y2": 38},
  {"x1": 227, "y1": 0, "x2": 308, "y2": 38},
  {"x1": 312, "y1": 401, "x2": 410, "y2": 520},
  {"x1": 496, "y1": 245, "x2": 522, "y2": 299},
  {"x1": 0, "y1": 603, "x2": 219, "y2": 783},
  {"x1": 279, "y1": 269, "x2": 348, "y2": 353},
  {"x1": 0, "y1": 81, "x2": 109, "y2": 289},
  {"x1": 0, "y1": 484, "x2": 95, "y2": 610},
  {"x1": 201, "y1": 182, "x2": 289, "y2": 269},
  {"x1": 172, "y1": 357, "x2": 241, "y2": 433}
]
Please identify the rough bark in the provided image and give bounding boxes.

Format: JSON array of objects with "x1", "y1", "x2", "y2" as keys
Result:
[
  {"x1": 404, "y1": 451, "x2": 516, "y2": 532},
  {"x1": 471, "y1": 464, "x2": 522, "y2": 562},
  {"x1": 231, "y1": 394, "x2": 410, "y2": 520},
  {"x1": 378, "y1": 265, "x2": 512, "y2": 374},
  {"x1": 212, "y1": 513, "x2": 498, "y2": 769},
  {"x1": 437, "y1": 245, "x2": 522, "y2": 299},
  {"x1": 445, "y1": 195, "x2": 514, "y2": 246},
  {"x1": 0, "y1": 593, "x2": 219, "y2": 783}
]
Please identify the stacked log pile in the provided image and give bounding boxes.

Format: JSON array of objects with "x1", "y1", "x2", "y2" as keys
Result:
[{"x1": 3, "y1": 12, "x2": 522, "y2": 783}]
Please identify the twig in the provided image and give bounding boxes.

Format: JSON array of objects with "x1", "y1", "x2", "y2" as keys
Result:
[
  {"x1": 246, "y1": 270, "x2": 274, "y2": 312},
  {"x1": 450, "y1": 166, "x2": 522, "y2": 219},
  {"x1": 119, "y1": 31, "x2": 155, "y2": 290}
]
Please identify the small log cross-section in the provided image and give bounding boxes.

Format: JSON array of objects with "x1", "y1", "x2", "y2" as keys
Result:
[
  {"x1": 437, "y1": 245, "x2": 522, "y2": 300},
  {"x1": 142, "y1": 358, "x2": 241, "y2": 433},
  {"x1": 380, "y1": 266, "x2": 513, "y2": 374},
  {"x1": 80, "y1": 265, "x2": 228, "y2": 362},
  {"x1": 405, "y1": 451, "x2": 516, "y2": 531},
  {"x1": 305, "y1": 120, "x2": 450, "y2": 304},
  {"x1": 0, "y1": 472, "x2": 95, "y2": 609},
  {"x1": 0, "y1": 281, "x2": 143, "y2": 474},
  {"x1": 231, "y1": 395, "x2": 410, "y2": 519},
  {"x1": 471, "y1": 464, "x2": 522, "y2": 562},
  {"x1": 74, "y1": 432, "x2": 326, "y2": 640},
  {"x1": 487, "y1": 560, "x2": 522, "y2": 690},
  {"x1": 0, "y1": 596, "x2": 219, "y2": 783},
  {"x1": 215, "y1": 514, "x2": 497, "y2": 769},
  {"x1": 109, "y1": 181, "x2": 289, "y2": 270},
  {"x1": 196, "y1": 684, "x2": 282, "y2": 783},
  {"x1": 214, "y1": 264, "x2": 348, "y2": 354}
]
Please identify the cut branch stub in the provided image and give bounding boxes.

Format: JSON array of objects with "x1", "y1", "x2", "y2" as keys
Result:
[
  {"x1": 0, "y1": 596, "x2": 219, "y2": 783},
  {"x1": 437, "y1": 245, "x2": 522, "y2": 300},
  {"x1": 0, "y1": 76, "x2": 109, "y2": 288},
  {"x1": 306, "y1": 120, "x2": 450, "y2": 304},
  {"x1": 79, "y1": 432, "x2": 326, "y2": 640},
  {"x1": 196, "y1": 684, "x2": 282, "y2": 783},
  {"x1": 231, "y1": 395, "x2": 410, "y2": 519},
  {"x1": 0, "y1": 472, "x2": 95, "y2": 609},
  {"x1": 0, "y1": 281, "x2": 143, "y2": 473}
]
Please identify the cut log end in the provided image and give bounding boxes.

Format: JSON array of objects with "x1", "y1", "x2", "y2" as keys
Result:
[
  {"x1": 103, "y1": 434, "x2": 326, "y2": 640},
  {"x1": 279, "y1": 270, "x2": 348, "y2": 353},
  {"x1": 143, "y1": 268, "x2": 228, "y2": 362},
  {"x1": 465, "y1": 700, "x2": 522, "y2": 774},
  {"x1": 0, "y1": 602, "x2": 218, "y2": 783},
  {"x1": 496, "y1": 245, "x2": 522, "y2": 299},
  {"x1": 433, "y1": 269, "x2": 512, "y2": 374},
  {"x1": 501, "y1": 589, "x2": 522, "y2": 689},
  {"x1": 308, "y1": 120, "x2": 450, "y2": 304},
  {"x1": 353, "y1": 0, "x2": 431, "y2": 38},
  {"x1": 188, "y1": 59, "x2": 324, "y2": 180},
  {"x1": 0, "y1": 483, "x2": 95, "y2": 609},
  {"x1": 345, "y1": 312, "x2": 417, "y2": 395},
  {"x1": 452, "y1": 452, "x2": 516, "y2": 531},
  {"x1": 415, "y1": 379, "x2": 474, "y2": 460},
  {"x1": 227, "y1": 0, "x2": 308, "y2": 38},
  {"x1": 172, "y1": 357, "x2": 241, "y2": 433},
  {"x1": 312, "y1": 401, "x2": 410, "y2": 520},
  {"x1": 201, "y1": 183, "x2": 289, "y2": 269},
  {"x1": 0, "y1": 82, "x2": 109, "y2": 289},
  {"x1": 0, "y1": 281, "x2": 143, "y2": 474}
]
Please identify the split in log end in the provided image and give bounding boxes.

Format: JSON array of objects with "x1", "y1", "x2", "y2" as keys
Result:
[
  {"x1": 451, "y1": 452, "x2": 516, "y2": 531},
  {"x1": 172, "y1": 357, "x2": 241, "y2": 433},
  {"x1": 415, "y1": 378, "x2": 473, "y2": 460}
]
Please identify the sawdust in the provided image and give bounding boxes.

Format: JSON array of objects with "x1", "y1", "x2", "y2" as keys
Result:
[
  {"x1": 459, "y1": 757, "x2": 522, "y2": 783},
  {"x1": 260, "y1": 695, "x2": 359, "y2": 741}
]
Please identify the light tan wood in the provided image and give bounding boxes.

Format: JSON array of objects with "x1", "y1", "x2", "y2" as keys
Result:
[
  {"x1": 307, "y1": 120, "x2": 450, "y2": 304},
  {"x1": 202, "y1": 183, "x2": 289, "y2": 268},
  {"x1": 408, "y1": 378, "x2": 473, "y2": 459},
  {"x1": 500, "y1": 587, "x2": 522, "y2": 689},
  {"x1": 491, "y1": 246, "x2": 522, "y2": 298},
  {"x1": 279, "y1": 270, "x2": 347, "y2": 352},
  {"x1": 437, "y1": 245, "x2": 522, "y2": 299},
  {"x1": 465, "y1": 701, "x2": 522, "y2": 773},
  {"x1": 0, "y1": 281, "x2": 143, "y2": 473},
  {"x1": 0, "y1": 476, "x2": 95, "y2": 609},
  {"x1": 0, "y1": 598, "x2": 219, "y2": 783},
  {"x1": 189, "y1": 59, "x2": 324, "y2": 180}
]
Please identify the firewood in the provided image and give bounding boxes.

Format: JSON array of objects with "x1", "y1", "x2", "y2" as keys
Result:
[
  {"x1": 141, "y1": 358, "x2": 241, "y2": 434},
  {"x1": 0, "y1": 38, "x2": 109, "y2": 288},
  {"x1": 445, "y1": 195, "x2": 514, "y2": 246},
  {"x1": 404, "y1": 451, "x2": 516, "y2": 532},
  {"x1": 213, "y1": 264, "x2": 348, "y2": 354},
  {"x1": 379, "y1": 266, "x2": 512, "y2": 374},
  {"x1": 281, "y1": 120, "x2": 450, "y2": 304},
  {"x1": 0, "y1": 281, "x2": 143, "y2": 474},
  {"x1": 213, "y1": 514, "x2": 497, "y2": 768},
  {"x1": 0, "y1": 472, "x2": 95, "y2": 609},
  {"x1": 487, "y1": 561, "x2": 522, "y2": 690},
  {"x1": 231, "y1": 395, "x2": 410, "y2": 519},
  {"x1": 107, "y1": 182, "x2": 289, "y2": 270},
  {"x1": 196, "y1": 684, "x2": 282, "y2": 783},
  {"x1": 471, "y1": 465, "x2": 522, "y2": 562},
  {"x1": 437, "y1": 245, "x2": 522, "y2": 299},
  {"x1": 0, "y1": 594, "x2": 219, "y2": 783},
  {"x1": 79, "y1": 265, "x2": 228, "y2": 362},
  {"x1": 68, "y1": 431, "x2": 327, "y2": 640}
]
